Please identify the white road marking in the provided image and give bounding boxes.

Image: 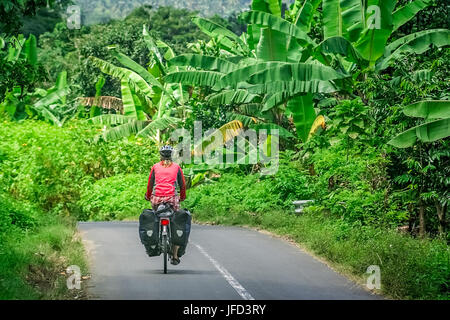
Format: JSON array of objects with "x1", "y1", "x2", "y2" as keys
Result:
[{"x1": 193, "y1": 243, "x2": 255, "y2": 300}]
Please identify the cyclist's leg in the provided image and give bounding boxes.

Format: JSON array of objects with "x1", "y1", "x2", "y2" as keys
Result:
[{"x1": 173, "y1": 245, "x2": 180, "y2": 259}]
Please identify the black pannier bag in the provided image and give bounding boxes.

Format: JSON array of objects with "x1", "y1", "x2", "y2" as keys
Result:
[
  {"x1": 171, "y1": 209, "x2": 192, "y2": 257},
  {"x1": 139, "y1": 209, "x2": 160, "y2": 257}
]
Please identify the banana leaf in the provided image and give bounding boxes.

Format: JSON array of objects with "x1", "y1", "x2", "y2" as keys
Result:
[
  {"x1": 121, "y1": 80, "x2": 146, "y2": 121},
  {"x1": 376, "y1": 29, "x2": 450, "y2": 71},
  {"x1": 256, "y1": 27, "x2": 288, "y2": 61},
  {"x1": 136, "y1": 116, "x2": 181, "y2": 138},
  {"x1": 168, "y1": 54, "x2": 237, "y2": 74},
  {"x1": 214, "y1": 61, "x2": 287, "y2": 90},
  {"x1": 191, "y1": 17, "x2": 245, "y2": 54},
  {"x1": 97, "y1": 121, "x2": 149, "y2": 143},
  {"x1": 392, "y1": 0, "x2": 431, "y2": 32},
  {"x1": 207, "y1": 90, "x2": 258, "y2": 105},
  {"x1": 316, "y1": 36, "x2": 363, "y2": 65},
  {"x1": 23, "y1": 34, "x2": 37, "y2": 66},
  {"x1": 322, "y1": 0, "x2": 365, "y2": 41},
  {"x1": 226, "y1": 112, "x2": 259, "y2": 126},
  {"x1": 143, "y1": 25, "x2": 165, "y2": 74},
  {"x1": 192, "y1": 120, "x2": 244, "y2": 157},
  {"x1": 252, "y1": 0, "x2": 282, "y2": 16},
  {"x1": 32, "y1": 88, "x2": 70, "y2": 127},
  {"x1": 263, "y1": 92, "x2": 290, "y2": 111},
  {"x1": 247, "y1": 63, "x2": 347, "y2": 84},
  {"x1": 354, "y1": 0, "x2": 397, "y2": 65},
  {"x1": 55, "y1": 71, "x2": 68, "y2": 105},
  {"x1": 239, "y1": 11, "x2": 314, "y2": 45},
  {"x1": 403, "y1": 100, "x2": 450, "y2": 120},
  {"x1": 388, "y1": 118, "x2": 450, "y2": 148},
  {"x1": 287, "y1": 94, "x2": 316, "y2": 142},
  {"x1": 164, "y1": 71, "x2": 223, "y2": 87},
  {"x1": 109, "y1": 47, "x2": 165, "y2": 91},
  {"x1": 156, "y1": 39, "x2": 177, "y2": 61},
  {"x1": 89, "y1": 56, "x2": 153, "y2": 97},
  {"x1": 246, "y1": 80, "x2": 338, "y2": 94},
  {"x1": 294, "y1": 0, "x2": 321, "y2": 32}
]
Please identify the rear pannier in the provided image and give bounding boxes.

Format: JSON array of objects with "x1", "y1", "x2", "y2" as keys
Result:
[
  {"x1": 139, "y1": 209, "x2": 160, "y2": 257},
  {"x1": 171, "y1": 209, "x2": 192, "y2": 257}
]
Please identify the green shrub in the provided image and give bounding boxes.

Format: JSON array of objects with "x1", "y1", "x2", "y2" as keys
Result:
[
  {"x1": 78, "y1": 173, "x2": 148, "y2": 221},
  {"x1": 0, "y1": 193, "x2": 38, "y2": 235},
  {"x1": 0, "y1": 119, "x2": 158, "y2": 216},
  {"x1": 303, "y1": 143, "x2": 408, "y2": 226}
]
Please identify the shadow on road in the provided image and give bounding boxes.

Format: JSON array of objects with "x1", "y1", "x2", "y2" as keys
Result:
[{"x1": 142, "y1": 269, "x2": 218, "y2": 275}]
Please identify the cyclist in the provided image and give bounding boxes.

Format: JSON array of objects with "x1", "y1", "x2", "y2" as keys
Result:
[{"x1": 145, "y1": 145, "x2": 186, "y2": 265}]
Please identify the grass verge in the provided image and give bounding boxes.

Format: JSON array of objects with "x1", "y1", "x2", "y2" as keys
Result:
[{"x1": 0, "y1": 196, "x2": 89, "y2": 300}]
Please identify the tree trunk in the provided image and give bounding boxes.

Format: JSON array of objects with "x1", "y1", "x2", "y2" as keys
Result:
[
  {"x1": 418, "y1": 198, "x2": 426, "y2": 238},
  {"x1": 435, "y1": 201, "x2": 446, "y2": 236},
  {"x1": 408, "y1": 203, "x2": 414, "y2": 236}
]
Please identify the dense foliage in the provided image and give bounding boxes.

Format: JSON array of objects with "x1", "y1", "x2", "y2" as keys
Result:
[
  {"x1": 0, "y1": 1, "x2": 449, "y2": 300},
  {"x1": 0, "y1": 0, "x2": 71, "y2": 35},
  {"x1": 185, "y1": 174, "x2": 449, "y2": 299}
]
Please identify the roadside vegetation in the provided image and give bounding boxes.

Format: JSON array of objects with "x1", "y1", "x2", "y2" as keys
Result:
[
  {"x1": 184, "y1": 158, "x2": 449, "y2": 300},
  {"x1": 0, "y1": 0, "x2": 449, "y2": 300},
  {"x1": 0, "y1": 120, "x2": 154, "y2": 298}
]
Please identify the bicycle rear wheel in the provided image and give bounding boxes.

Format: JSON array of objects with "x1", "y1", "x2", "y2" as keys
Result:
[{"x1": 162, "y1": 234, "x2": 168, "y2": 274}]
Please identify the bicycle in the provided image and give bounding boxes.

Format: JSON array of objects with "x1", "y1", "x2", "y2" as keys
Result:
[{"x1": 155, "y1": 203, "x2": 175, "y2": 274}]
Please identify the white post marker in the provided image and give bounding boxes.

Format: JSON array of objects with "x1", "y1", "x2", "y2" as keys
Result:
[{"x1": 193, "y1": 243, "x2": 255, "y2": 300}]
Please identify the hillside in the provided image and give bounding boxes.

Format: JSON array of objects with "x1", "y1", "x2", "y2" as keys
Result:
[{"x1": 74, "y1": 0, "x2": 254, "y2": 25}]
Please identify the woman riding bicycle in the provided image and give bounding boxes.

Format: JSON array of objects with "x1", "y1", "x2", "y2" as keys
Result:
[{"x1": 145, "y1": 145, "x2": 186, "y2": 265}]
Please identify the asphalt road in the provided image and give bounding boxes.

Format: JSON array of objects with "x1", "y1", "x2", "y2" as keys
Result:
[{"x1": 78, "y1": 222, "x2": 380, "y2": 300}]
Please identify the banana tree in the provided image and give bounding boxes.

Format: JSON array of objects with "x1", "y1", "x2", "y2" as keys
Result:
[
  {"x1": 4, "y1": 34, "x2": 38, "y2": 66},
  {"x1": 0, "y1": 70, "x2": 71, "y2": 126},
  {"x1": 319, "y1": 0, "x2": 449, "y2": 70},
  {"x1": 88, "y1": 26, "x2": 185, "y2": 143},
  {"x1": 164, "y1": 0, "x2": 348, "y2": 146}
]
